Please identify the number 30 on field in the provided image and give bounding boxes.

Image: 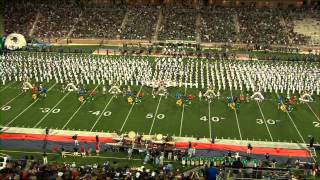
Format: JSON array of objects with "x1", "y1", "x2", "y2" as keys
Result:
[{"x1": 256, "y1": 118, "x2": 276, "y2": 125}]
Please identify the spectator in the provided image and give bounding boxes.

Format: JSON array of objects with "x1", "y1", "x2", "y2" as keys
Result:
[{"x1": 206, "y1": 163, "x2": 219, "y2": 180}]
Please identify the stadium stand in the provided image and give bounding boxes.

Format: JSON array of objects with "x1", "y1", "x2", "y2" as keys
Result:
[
  {"x1": 71, "y1": 6, "x2": 126, "y2": 39},
  {"x1": 120, "y1": 6, "x2": 159, "y2": 40},
  {"x1": 158, "y1": 7, "x2": 197, "y2": 41},
  {"x1": 237, "y1": 7, "x2": 290, "y2": 45},
  {"x1": 4, "y1": 1, "x2": 320, "y2": 46},
  {"x1": 4, "y1": 1, "x2": 38, "y2": 37},
  {"x1": 33, "y1": 3, "x2": 82, "y2": 39},
  {"x1": 200, "y1": 6, "x2": 237, "y2": 43}
]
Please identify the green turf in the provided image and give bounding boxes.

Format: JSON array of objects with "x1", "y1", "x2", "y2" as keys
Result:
[{"x1": 0, "y1": 53, "x2": 319, "y2": 145}]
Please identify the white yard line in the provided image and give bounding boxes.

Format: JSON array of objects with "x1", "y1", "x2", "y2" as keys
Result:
[
  {"x1": 119, "y1": 86, "x2": 143, "y2": 132},
  {"x1": 230, "y1": 89, "x2": 243, "y2": 140},
  {"x1": 33, "y1": 92, "x2": 71, "y2": 128},
  {"x1": 0, "y1": 81, "x2": 15, "y2": 93},
  {"x1": 61, "y1": 84, "x2": 100, "y2": 130},
  {"x1": 5, "y1": 83, "x2": 57, "y2": 126},
  {"x1": 208, "y1": 101, "x2": 212, "y2": 138},
  {"x1": 1, "y1": 92, "x2": 24, "y2": 109},
  {"x1": 179, "y1": 86, "x2": 187, "y2": 136},
  {"x1": 90, "y1": 96, "x2": 115, "y2": 132},
  {"x1": 148, "y1": 96, "x2": 162, "y2": 135},
  {"x1": 256, "y1": 101, "x2": 274, "y2": 141},
  {"x1": 306, "y1": 103, "x2": 320, "y2": 122},
  {"x1": 276, "y1": 93, "x2": 305, "y2": 144},
  {"x1": 62, "y1": 102, "x2": 86, "y2": 129}
]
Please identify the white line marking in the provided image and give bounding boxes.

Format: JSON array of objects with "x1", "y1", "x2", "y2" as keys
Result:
[
  {"x1": 62, "y1": 84, "x2": 100, "y2": 130},
  {"x1": 256, "y1": 101, "x2": 274, "y2": 141},
  {"x1": 0, "y1": 92, "x2": 23, "y2": 109},
  {"x1": 179, "y1": 86, "x2": 187, "y2": 136},
  {"x1": 276, "y1": 93, "x2": 305, "y2": 143},
  {"x1": 62, "y1": 102, "x2": 86, "y2": 129},
  {"x1": 306, "y1": 103, "x2": 320, "y2": 122},
  {"x1": 230, "y1": 89, "x2": 243, "y2": 140},
  {"x1": 119, "y1": 86, "x2": 143, "y2": 132},
  {"x1": 148, "y1": 96, "x2": 162, "y2": 135},
  {"x1": 208, "y1": 101, "x2": 212, "y2": 138},
  {"x1": 90, "y1": 96, "x2": 114, "y2": 132},
  {"x1": 5, "y1": 83, "x2": 57, "y2": 126},
  {"x1": 0, "y1": 81, "x2": 15, "y2": 93},
  {"x1": 33, "y1": 92, "x2": 71, "y2": 128}
]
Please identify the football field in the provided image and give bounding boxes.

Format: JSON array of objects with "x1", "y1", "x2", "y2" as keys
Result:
[{"x1": 1, "y1": 76, "x2": 319, "y2": 144}]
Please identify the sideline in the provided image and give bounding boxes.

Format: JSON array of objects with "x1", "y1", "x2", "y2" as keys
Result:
[{"x1": 0, "y1": 149, "x2": 173, "y2": 162}]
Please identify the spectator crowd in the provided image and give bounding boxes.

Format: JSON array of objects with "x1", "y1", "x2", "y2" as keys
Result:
[
  {"x1": 4, "y1": 1, "x2": 320, "y2": 46},
  {"x1": 120, "y1": 6, "x2": 159, "y2": 40},
  {"x1": 158, "y1": 8, "x2": 197, "y2": 41},
  {"x1": 34, "y1": 3, "x2": 82, "y2": 38},
  {"x1": 1, "y1": 150, "x2": 319, "y2": 179},
  {"x1": 71, "y1": 7, "x2": 126, "y2": 39},
  {"x1": 4, "y1": 1, "x2": 38, "y2": 37},
  {"x1": 200, "y1": 7, "x2": 237, "y2": 43}
]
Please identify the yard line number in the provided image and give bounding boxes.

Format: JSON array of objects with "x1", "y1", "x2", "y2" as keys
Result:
[
  {"x1": 89, "y1": 110, "x2": 112, "y2": 117},
  {"x1": 40, "y1": 108, "x2": 60, "y2": 114},
  {"x1": 313, "y1": 122, "x2": 320, "y2": 128},
  {"x1": 146, "y1": 113, "x2": 165, "y2": 120},
  {"x1": 1, "y1": 106, "x2": 11, "y2": 111},
  {"x1": 200, "y1": 116, "x2": 224, "y2": 122},
  {"x1": 256, "y1": 118, "x2": 277, "y2": 125}
]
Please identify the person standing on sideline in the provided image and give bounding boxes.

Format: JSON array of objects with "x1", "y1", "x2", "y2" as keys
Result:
[
  {"x1": 43, "y1": 152, "x2": 48, "y2": 165},
  {"x1": 247, "y1": 143, "x2": 253, "y2": 154},
  {"x1": 128, "y1": 148, "x2": 133, "y2": 160},
  {"x1": 61, "y1": 147, "x2": 66, "y2": 158},
  {"x1": 95, "y1": 142, "x2": 100, "y2": 156}
]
